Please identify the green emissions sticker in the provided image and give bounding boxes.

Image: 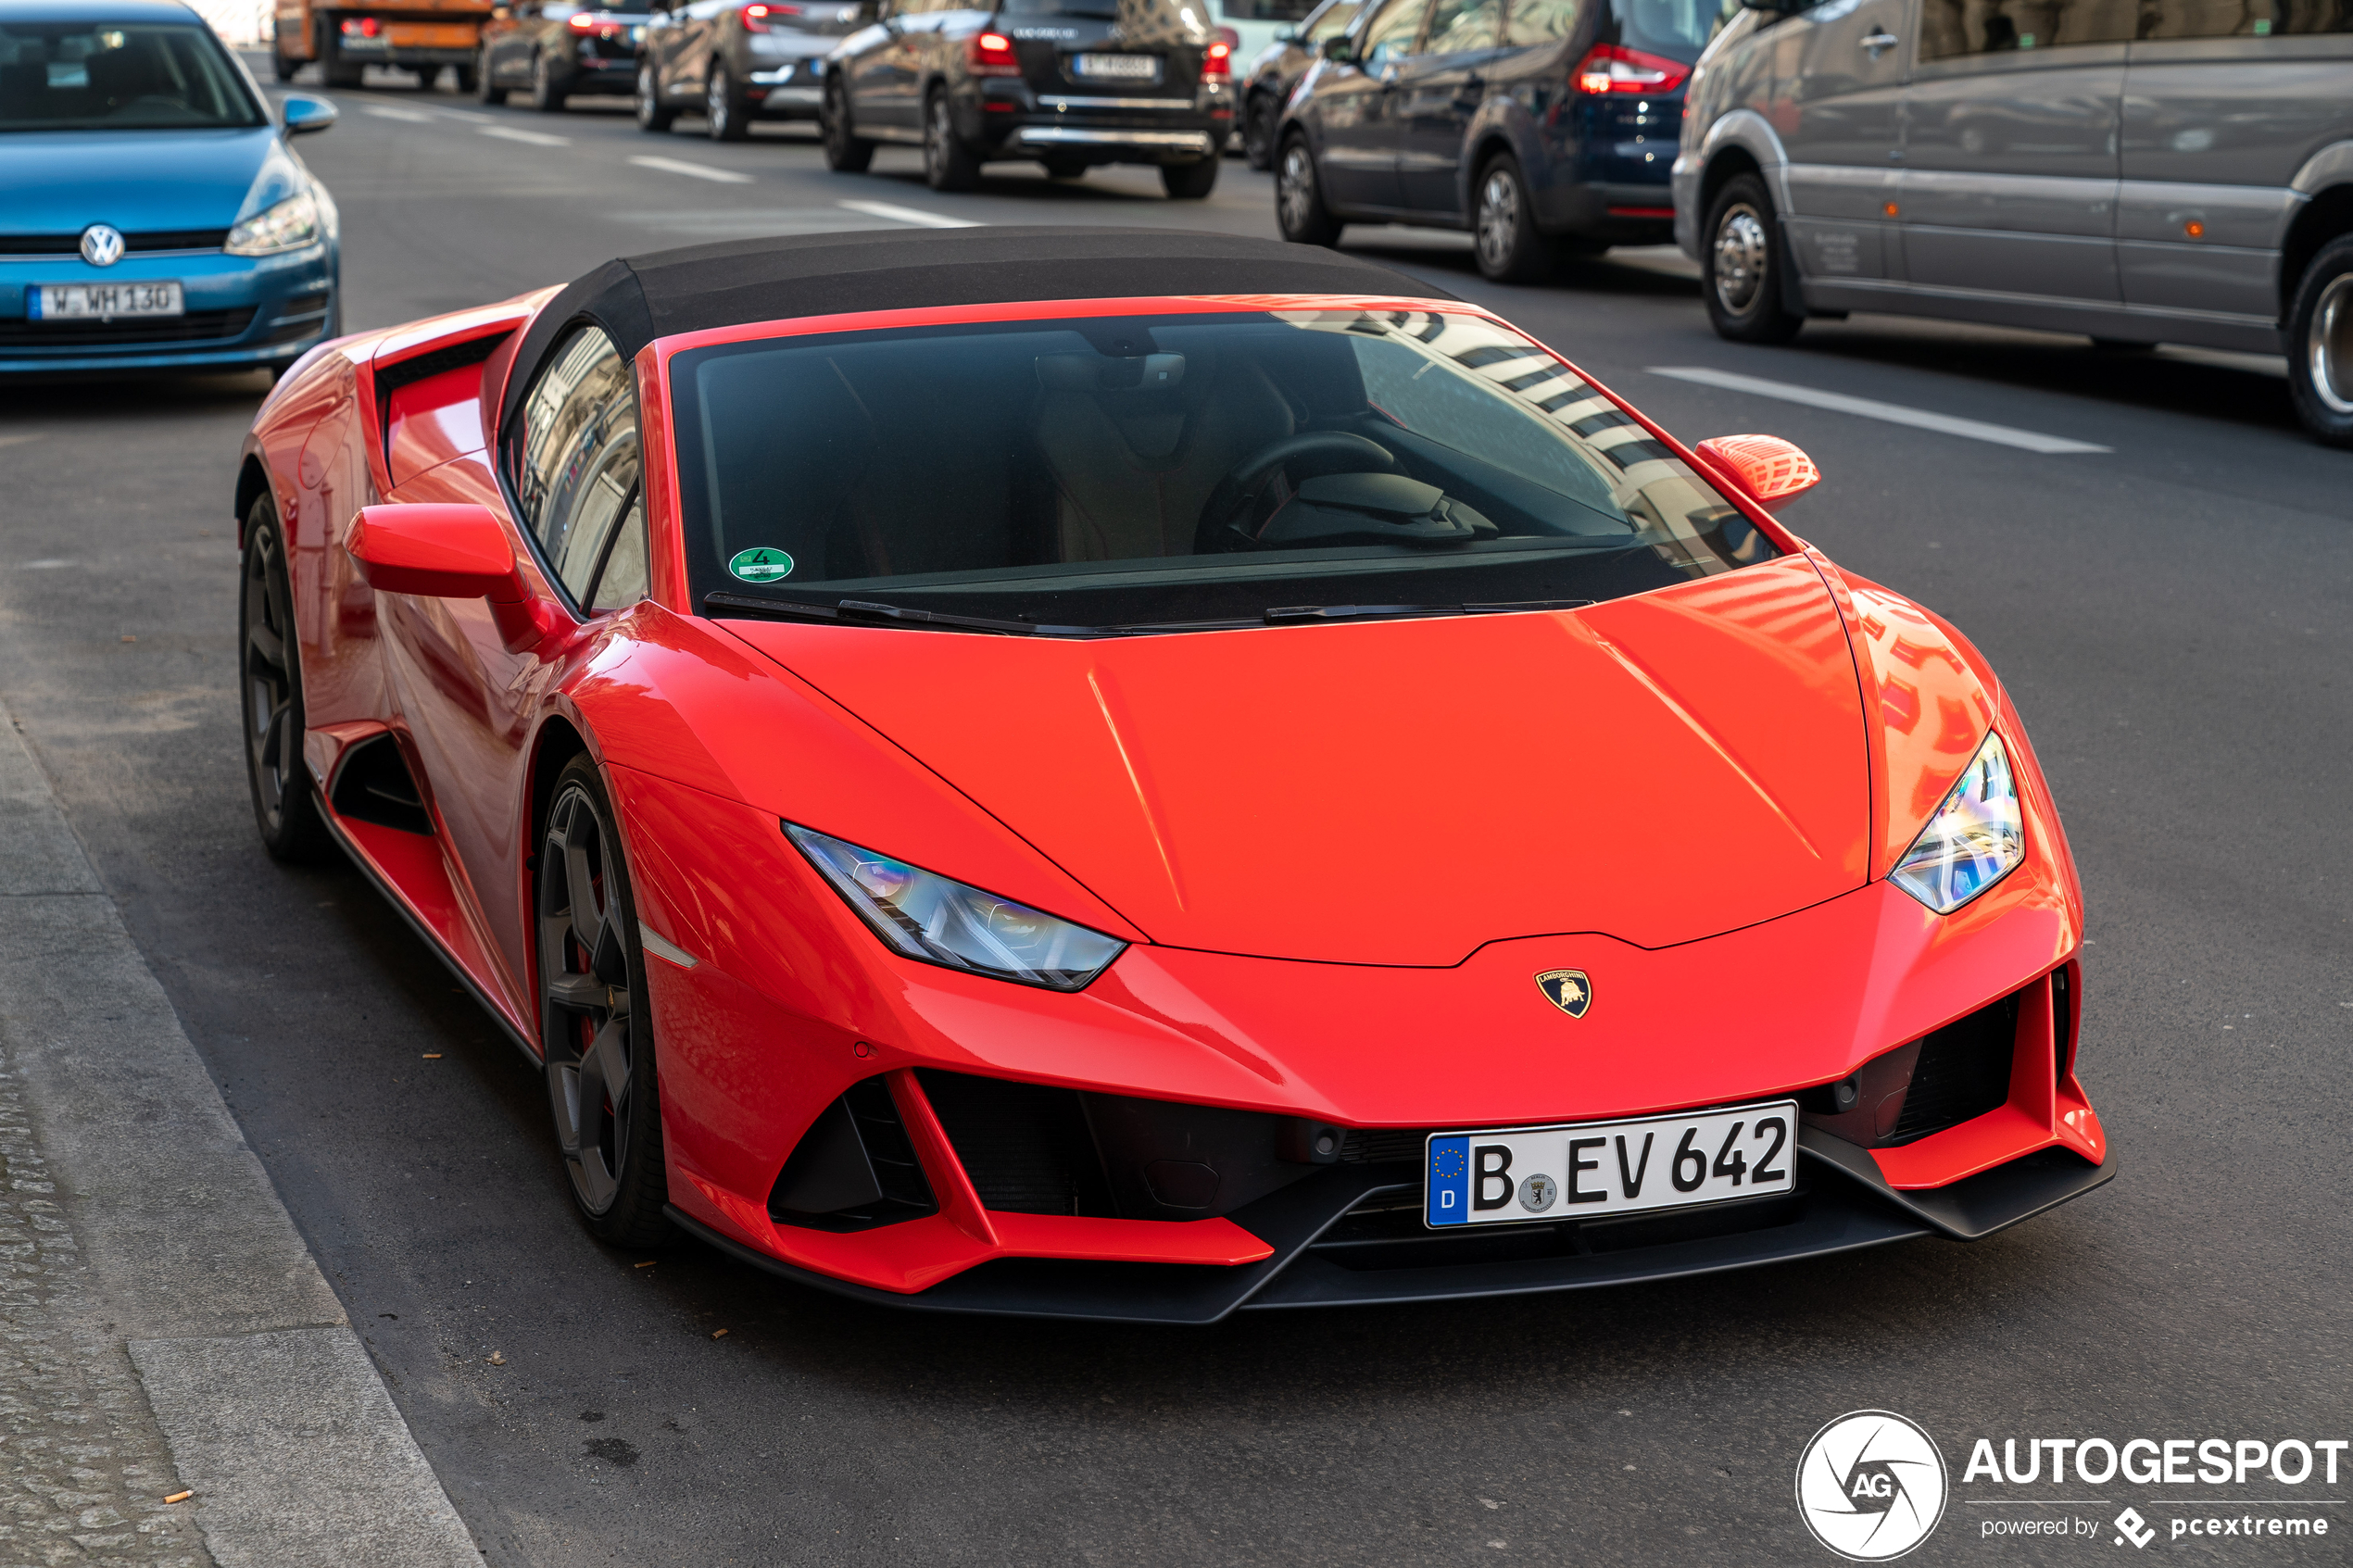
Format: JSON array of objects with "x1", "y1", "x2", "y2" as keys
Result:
[{"x1": 728, "y1": 546, "x2": 795, "y2": 583}]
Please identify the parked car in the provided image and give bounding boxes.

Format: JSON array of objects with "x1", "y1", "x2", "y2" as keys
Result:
[
  {"x1": 637, "y1": 0, "x2": 860, "y2": 140},
  {"x1": 477, "y1": 0, "x2": 649, "y2": 108},
  {"x1": 1675, "y1": 0, "x2": 2353, "y2": 446},
  {"x1": 1, "y1": 0, "x2": 341, "y2": 379},
  {"x1": 820, "y1": 0, "x2": 1235, "y2": 196},
  {"x1": 1275, "y1": 0, "x2": 1715, "y2": 281},
  {"x1": 1237, "y1": 0, "x2": 1356, "y2": 168}
]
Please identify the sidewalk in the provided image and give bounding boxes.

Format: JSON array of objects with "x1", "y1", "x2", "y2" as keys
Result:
[{"x1": 0, "y1": 708, "x2": 480, "y2": 1568}]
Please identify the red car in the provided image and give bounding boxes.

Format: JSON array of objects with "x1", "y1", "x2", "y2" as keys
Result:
[{"x1": 233, "y1": 229, "x2": 2111, "y2": 1321}]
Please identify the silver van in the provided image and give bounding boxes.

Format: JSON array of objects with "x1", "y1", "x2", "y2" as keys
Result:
[{"x1": 1671, "y1": 0, "x2": 2353, "y2": 445}]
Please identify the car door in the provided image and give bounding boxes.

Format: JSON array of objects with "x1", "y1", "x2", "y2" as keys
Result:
[
  {"x1": 667, "y1": 0, "x2": 725, "y2": 91},
  {"x1": 2116, "y1": 0, "x2": 2351, "y2": 331},
  {"x1": 1774, "y1": 0, "x2": 1914, "y2": 285},
  {"x1": 1315, "y1": 0, "x2": 1429, "y2": 210},
  {"x1": 1393, "y1": 0, "x2": 1504, "y2": 213},
  {"x1": 384, "y1": 325, "x2": 649, "y2": 1010},
  {"x1": 1897, "y1": 0, "x2": 2133, "y2": 305}
]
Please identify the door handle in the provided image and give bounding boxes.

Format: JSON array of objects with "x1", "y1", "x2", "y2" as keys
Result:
[{"x1": 1860, "y1": 29, "x2": 1898, "y2": 56}]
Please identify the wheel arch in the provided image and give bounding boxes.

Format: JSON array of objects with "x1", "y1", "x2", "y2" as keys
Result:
[
  {"x1": 233, "y1": 455, "x2": 275, "y2": 548},
  {"x1": 2280, "y1": 182, "x2": 2353, "y2": 324}
]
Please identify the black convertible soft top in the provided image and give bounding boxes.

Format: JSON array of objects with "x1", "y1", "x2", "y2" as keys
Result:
[{"x1": 498, "y1": 226, "x2": 1455, "y2": 433}]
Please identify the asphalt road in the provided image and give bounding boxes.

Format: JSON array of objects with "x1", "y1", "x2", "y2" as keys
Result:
[{"x1": 0, "y1": 65, "x2": 2347, "y2": 1566}]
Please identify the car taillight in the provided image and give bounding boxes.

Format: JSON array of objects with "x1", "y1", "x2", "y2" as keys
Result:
[
  {"x1": 567, "y1": 10, "x2": 596, "y2": 28},
  {"x1": 342, "y1": 16, "x2": 382, "y2": 35},
  {"x1": 1202, "y1": 39, "x2": 1231, "y2": 82},
  {"x1": 1573, "y1": 43, "x2": 1688, "y2": 95},
  {"x1": 968, "y1": 30, "x2": 1019, "y2": 75},
  {"x1": 741, "y1": 3, "x2": 800, "y2": 31}
]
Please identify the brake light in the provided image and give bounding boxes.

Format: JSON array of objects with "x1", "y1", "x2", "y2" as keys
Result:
[
  {"x1": 1202, "y1": 39, "x2": 1231, "y2": 82},
  {"x1": 1573, "y1": 43, "x2": 1688, "y2": 94},
  {"x1": 342, "y1": 16, "x2": 382, "y2": 35},
  {"x1": 567, "y1": 10, "x2": 596, "y2": 28},
  {"x1": 969, "y1": 29, "x2": 1019, "y2": 75},
  {"x1": 740, "y1": 3, "x2": 801, "y2": 30}
]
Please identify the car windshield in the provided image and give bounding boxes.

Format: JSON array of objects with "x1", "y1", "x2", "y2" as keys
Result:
[
  {"x1": 0, "y1": 21, "x2": 265, "y2": 131},
  {"x1": 673, "y1": 308, "x2": 1775, "y2": 633},
  {"x1": 1604, "y1": 0, "x2": 1734, "y2": 59}
]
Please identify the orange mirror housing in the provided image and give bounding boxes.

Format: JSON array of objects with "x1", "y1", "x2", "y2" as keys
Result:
[
  {"x1": 346, "y1": 504, "x2": 525, "y2": 601},
  {"x1": 1693, "y1": 433, "x2": 1821, "y2": 513}
]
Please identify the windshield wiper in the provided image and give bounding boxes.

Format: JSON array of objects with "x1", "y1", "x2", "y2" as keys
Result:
[
  {"x1": 704, "y1": 594, "x2": 1594, "y2": 635},
  {"x1": 1262, "y1": 599, "x2": 1595, "y2": 624}
]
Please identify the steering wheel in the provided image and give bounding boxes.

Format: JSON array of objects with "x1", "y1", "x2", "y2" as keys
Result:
[{"x1": 1193, "y1": 432, "x2": 1399, "y2": 554}]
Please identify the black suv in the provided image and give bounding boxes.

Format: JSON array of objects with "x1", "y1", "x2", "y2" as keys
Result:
[
  {"x1": 821, "y1": 0, "x2": 1235, "y2": 197},
  {"x1": 1274, "y1": 0, "x2": 1715, "y2": 279}
]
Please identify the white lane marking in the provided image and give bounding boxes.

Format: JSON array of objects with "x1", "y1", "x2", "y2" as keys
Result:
[
  {"x1": 626, "y1": 155, "x2": 756, "y2": 184},
  {"x1": 479, "y1": 123, "x2": 570, "y2": 146},
  {"x1": 837, "y1": 198, "x2": 982, "y2": 230},
  {"x1": 1646, "y1": 366, "x2": 2111, "y2": 454},
  {"x1": 359, "y1": 103, "x2": 436, "y2": 123},
  {"x1": 19, "y1": 560, "x2": 74, "y2": 570},
  {"x1": 0, "y1": 433, "x2": 47, "y2": 448},
  {"x1": 638, "y1": 924, "x2": 700, "y2": 969},
  {"x1": 433, "y1": 106, "x2": 495, "y2": 120}
]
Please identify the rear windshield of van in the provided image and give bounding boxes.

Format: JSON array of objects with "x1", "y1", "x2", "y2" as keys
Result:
[{"x1": 1605, "y1": 0, "x2": 1735, "y2": 59}]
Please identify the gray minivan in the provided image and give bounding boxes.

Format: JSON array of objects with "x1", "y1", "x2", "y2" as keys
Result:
[{"x1": 1671, "y1": 0, "x2": 2353, "y2": 445}]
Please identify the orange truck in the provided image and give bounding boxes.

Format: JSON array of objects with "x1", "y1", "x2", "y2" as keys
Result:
[{"x1": 271, "y1": 0, "x2": 496, "y2": 89}]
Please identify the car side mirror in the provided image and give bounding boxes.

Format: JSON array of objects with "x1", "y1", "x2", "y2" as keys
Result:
[
  {"x1": 347, "y1": 504, "x2": 527, "y2": 600},
  {"x1": 1693, "y1": 433, "x2": 1820, "y2": 512},
  {"x1": 280, "y1": 94, "x2": 337, "y2": 135},
  {"x1": 1321, "y1": 34, "x2": 1355, "y2": 61}
]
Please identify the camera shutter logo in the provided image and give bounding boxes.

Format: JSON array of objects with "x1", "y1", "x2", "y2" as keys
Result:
[
  {"x1": 1794, "y1": 1411, "x2": 1948, "y2": 1561},
  {"x1": 80, "y1": 224, "x2": 126, "y2": 268}
]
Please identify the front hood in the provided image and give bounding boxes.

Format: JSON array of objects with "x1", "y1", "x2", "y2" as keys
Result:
[
  {"x1": 728, "y1": 556, "x2": 1872, "y2": 965},
  {"x1": 0, "y1": 129, "x2": 290, "y2": 235}
]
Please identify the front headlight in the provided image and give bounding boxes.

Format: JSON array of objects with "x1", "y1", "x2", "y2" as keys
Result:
[
  {"x1": 1890, "y1": 732, "x2": 2024, "y2": 914},
  {"x1": 786, "y1": 824, "x2": 1127, "y2": 990},
  {"x1": 225, "y1": 191, "x2": 321, "y2": 257}
]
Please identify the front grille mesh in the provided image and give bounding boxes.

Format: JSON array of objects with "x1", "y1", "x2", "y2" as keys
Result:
[{"x1": 1889, "y1": 993, "x2": 2020, "y2": 1144}]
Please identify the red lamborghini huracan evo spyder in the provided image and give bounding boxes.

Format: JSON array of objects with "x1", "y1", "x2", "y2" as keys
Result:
[{"x1": 233, "y1": 228, "x2": 2111, "y2": 1322}]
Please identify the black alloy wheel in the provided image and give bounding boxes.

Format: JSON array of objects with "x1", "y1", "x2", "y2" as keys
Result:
[
  {"x1": 1241, "y1": 89, "x2": 1276, "y2": 170},
  {"x1": 475, "y1": 47, "x2": 506, "y2": 102},
  {"x1": 1472, "y1": 154, "x2": 1551, "y2": 283},
  {"x1": 537, "y1": 756, "x2": 670, "y2": 1248},
  {"x1": 2287, "y1": 232, "x2": 2353, "y2": 447},
  {"x1": 1162, "y1": 157, "x2": 1218, "y2": 199},
  {"x1": 636, "y1": 61, "x2": 675, "y2": 131},
  {"x1": 821, "y1": 78, "x2": 874, "y2": 170},
  {"x1": 923, "y1": 89, "x2": 979, "y2": 192},
  {"x1": 238, "y1": 496, "x2": 329, "y2": 863},
  {"x1": 1703, "y1": 171, "x2": 1805, "y2": 345},
  {"x1": 706, "y1": 61, "x2": 749, "y2": 141},
  {"x1": 530, "y1": 52, "x2": 567, "y2": 112},
  {"x1": 1275, "y1": 132, "x2": 1340, "y2": 246}
]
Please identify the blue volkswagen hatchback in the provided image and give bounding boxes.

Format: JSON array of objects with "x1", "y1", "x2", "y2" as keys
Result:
[{"x1": 1, "y1": 0, "x2": 341, "y2": 377}]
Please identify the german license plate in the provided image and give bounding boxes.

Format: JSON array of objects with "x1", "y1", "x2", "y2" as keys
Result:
[
  {"x1": 31, "y1": 282, "x2": 183, "y2": 320},
  {"x1": 1074, "y1": 52, "x2": 1160, "y2": 81},
  {"x1": 1425, "y1": 1099, "x2": 1797, "y2": 1228}
]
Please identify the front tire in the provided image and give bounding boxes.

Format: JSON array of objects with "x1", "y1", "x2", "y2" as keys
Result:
[
  {"x1": 537, "y1": 757, "x2": 671, "y2": 1249},
  {"x1": 1241, "y1": 90, "x2": 1277, "y2": 170},
  {"x1": 821, "y1": 78, "x2": 874, "y2": 171},
  {"x1": 452, "y1": 62, "x2": 478, "y2": 93},
  {"x1": 923, "y1": 89, "x2": 979, "y2": 193},
  {"x1": 2286, "y1": 232, "x2": 2353, "y2": 447},
  {"x1": 706, "y1": 61, "x2": 749, "y2": 141},
  {"x1": 1703, "y1": 171, "x2": 1805, "y2": 345},
  {"x1": 1162, "y1": 157, "x2": 1217, "y2": 199},
  {"x1": 530, "y1": 52, "x2": 568, "y2": 112},
  {"x1": 239, "y1": 496, "x2": 329, "y2": 864},
  {"x1": 1472, "y1": 154, "x2": 1550, "y2": 283},
  {"x1": 636, "y1": 62, "x2": 675, "y2": 131},
  {"x1": 1275, "y1": 132, "x2": 1340, "y2": 246}
]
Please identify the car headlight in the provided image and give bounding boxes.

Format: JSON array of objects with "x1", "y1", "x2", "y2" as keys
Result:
[
  {"x1": 785, "y1": 824, "x2": 1126, "y2": 990},
  {"x1": 1889, "y1": 732, "x2": 2024, "y2": 914},
  {"x1": 225, "y1": 191, "x2": 321, "y2": 257}
]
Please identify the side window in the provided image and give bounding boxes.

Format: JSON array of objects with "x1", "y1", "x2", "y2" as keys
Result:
[
  {"x1": 2135, "y1": 0, "x2": 2340, "y2": 36},
  {"x1": 508, "y1": 324, "x2": 642, "y2": 608},
  {"x1": 589, "y1": 493, "x2": 649, "y2": 613},
  {"x1": 1917, "y1": 0, "x2": 2133, "y2": 60},
  {"x1": 1359, "y1": 0, "x2": 1430, "y2": 65},
  {"x1": 1424, "y1": 0, "x2": 1502, "y2": 49},
  {"x1": 1504, "y1": 0, "x2": 1580, "y2": 44},
  {"x1": 1307, "y1": 0, "x2": 1364, "y2": 40}
]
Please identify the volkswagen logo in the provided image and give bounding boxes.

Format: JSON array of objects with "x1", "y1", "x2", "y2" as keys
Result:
[{"x1": 80, "y1": 224, "x2": 126, "y2": 268}]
